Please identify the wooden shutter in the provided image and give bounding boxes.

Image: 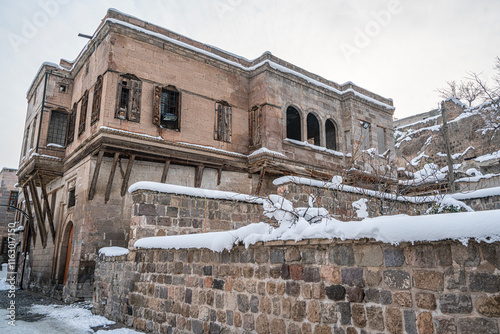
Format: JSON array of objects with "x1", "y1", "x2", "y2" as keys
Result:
[
  {"x1": 249, "y1": 105, "x2": 261, "y2": 147},
  {"x1": 91, "y1": 76, "x2": 102, "y2": 125},
  {"x1": 215, "y1": 102, "x2": 232, "y2": 142},
  {"x1": 78, "y1": 91, "x2": 88, "y2": 136},
  {"x1": 152, "y1": 85, "x2": 162, "y2": 126},
  {"x1": 129, "y1": 79, "x2": 142, "y2": 122},
  {"x1": 67, "y1": 103, "x2": 77, "y2": 145}
]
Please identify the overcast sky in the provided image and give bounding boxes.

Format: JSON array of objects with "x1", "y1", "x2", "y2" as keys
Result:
[{"x1": 0, "y1": 0, "x2": 499, "y2": 169}]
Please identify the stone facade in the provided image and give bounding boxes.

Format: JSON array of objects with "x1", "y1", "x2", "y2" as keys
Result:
[
  {"x1": 94, "y1": 238, "x2": 500, "y2": 334},
  {"x1": 15, "y1": 9, "x2": 395, "y2": 301}
]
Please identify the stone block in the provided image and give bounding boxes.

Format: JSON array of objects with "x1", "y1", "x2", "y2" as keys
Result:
[
  {"x1": 346, "y1": 286, "x2": 364, "y2": 303},
  {"x1": 351, "y1": 304, "x2": 366, "y2": 328},
  {"x1": 320, "y1": 265, "x2": 341, "y2": 284},
  {"x1": 301, "y1": 249, "x2": 317, "y2": 264},
  {"x1": 243, "y1": 314, "x2": 255, "y2": 331},
  {"x1": 414, "y1": 270, "x2": 444, "y2": 291},
  {"x1": 354, "y1": 244, "x2": 383, "y2": 266},
  {"x1": 403, "y1": 310, "x2": 417, "y2": 334},
  {"x1": 417, "y1": 312, "x2": 434, "y2": 334},
  {"x1": 383, "y1": 269, "x2": 411, "y2": 290},
  {"x1": 307, "y1": 300, "x2": 321, "y2": 323},
  {"x1": 326, "y1": 285, "x2": 346, "y2": 301},
  {"x1": 366, "y1": 306, "x2": 384, "y2": 332},
  {"x1": 338, "y1": 302, "x2": 351, "y2": 325},
  {"x1": 469, "y1": 272, "x2": 499, "y2": 292},
  {"x1": 364, "y1": 288, "x2": 380, "y2": 303},
  {"x1": 289, "y1": 264, "x2": 303, "y2": 280},
  {"x1": 384, "y1": 247, "x2": 405, "y2": 267},
  {"x1": 457, "y1": 317, "x2": 499, "y2": 334},
  {"x1": 313, "y1": 324, "x2": 332, "y2": 334},
  {"x1": 416, "y1": 292, "x2": 436, "y2": 310},
  {"x1": 285, "y1": 247, "x2": 301, "y2": 262},
  {"x1": 451, "y1": 242, "x2": 480, "y2": 267},
  {"x1": 137, "y1": 204, "x2": 156, "y2": 216},
  {"x1": 237, "y1": 294, "x2": 249, "y2": 312},
  {"x1": 250, "y1": 295, "x2": 259, "y2": 313},
  {"x1": 320, "y1": 303, "x2": 337, "y2": 324},
  {"x1": 477, "y1": 295, "x2": 500, "y2": 317},
  {"x1": 329, "y1": 245, "x2": 354, "y2": 266},
  {"x1": 270, "y1": 318, "x2": 286, "y2": 334},
  {"x1": 303, "y1": 267, "x2": 321, "y2": 282},
  {"x1": 385, "y1": 307, "x2": 403, "y2": 334},
  {"x1": 255, "y1": 314, "x2": 269, "y2": 334},
  {"x1": 393, "y1": 291, "x2": 412, "y2": 307},
  {"x1": 341, "y1": 267, "x2": 364, "y2": 287},
  {"x1": 413, "y1": 245, "x2": 437, "y2": 267},
  {"x1": 254, "y1": 248, "x2": 269, "y2": 263},
  {"x1": 286, "y1": 281, "x2": 300, "y2": 297},
  {"x1": 434, "y1": 317, "x2": 457, "y2": 334},
  {"x1": 439, "y1": 294, "x2": 472, "y2": 314}
]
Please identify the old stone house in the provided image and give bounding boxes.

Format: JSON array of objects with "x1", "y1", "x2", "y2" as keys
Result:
[{"x1": 15, "y1": 9, "x2": 395, "y2": 301}]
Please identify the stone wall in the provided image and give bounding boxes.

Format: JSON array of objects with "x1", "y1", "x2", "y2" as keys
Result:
[
  {"x1": 129, "y1": 189, "x2": 269, "y2": 247},
  {"x1": 94, "y1": 238, "x2": 500, "y2": 334}
]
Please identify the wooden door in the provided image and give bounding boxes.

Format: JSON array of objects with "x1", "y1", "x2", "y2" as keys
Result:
[{"x1": 63, "y1": 225, "x2": 74, "y2": 284}]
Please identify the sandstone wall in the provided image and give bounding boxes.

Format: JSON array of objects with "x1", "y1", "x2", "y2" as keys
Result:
[{"x1": 94, "y1": 238, "x2": 500, "y2": 334}]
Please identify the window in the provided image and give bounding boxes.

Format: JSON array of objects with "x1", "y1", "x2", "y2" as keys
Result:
[
  {"x1": 47, "y1": 110, "x2": 68, "y2": 146},
  {"x1": 29, "y1": 117, "x2": 37, "y2": 150},
  {"x1": 68, "y1": 188, "x2": 75, "y2": 208},
  {"x1": 377, "y1": 126, "x2": 386, "y2": 153},
  {"x1": 116, "y1": 74, "x2": 142, "y2": 122},
  {"x1": 286, "y1": 106, "x2": 301, "y2": 141},
  {"x1": 306, "y1": 113, "x2": 320, "y2": 146},
  {"x1": 78, "y1": 90, "x2": 88, "y2": 136},
  {"x1": 8, "y1": 191, "x2": 18, "y2": 209},
  {"x1": 249, "y1": 105, "x2": 261, "y2": 147},
  {"x1": 361, "y1": 121, "x2": 371, "y2": 150},
  {"x1": 59, "y1": 84, "x2": 67, "y2": 93},
  {"x1": 214, "y1": 101, "x2": 232, "y2": 142},
  {"x1": 91, "y1": 76, "x2": 103, "y2": 125},
  {"x1": 66, "y1": 103, "x2": 77, "y2": 145},
  {"x1": 153, "y1": 85, "x2": 180, "y2": 130},
  {"x1": 325, "y1": 119, "x2": 337, "y2": 150},
  {"x1": 22, "y1": 125, "x2": 30, "y2": 157}
]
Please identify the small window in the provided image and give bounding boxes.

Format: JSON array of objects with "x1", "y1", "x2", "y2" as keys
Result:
[
  {"x1": 249, "y1": 105, "x2": 261, "y2": 147},
  {"x1": 59, "y1": 85, "x2": 67, "y2": 93},
  {"x1": 29, "y1": 117, "x2": 37, "y2": 150},
  {"x1": 115, "y1": 74, "x2": 142, "y2": 122},
  {"x1": 286, "y1": 106, "x2": 301, "y2": 141},
  {"x1": 91, "y1": 76, "x2": 103, "y2": 125},
  {"x1": 214, "y1": 101, "x2": 232, "y2": 142},
  {"x1": 325, "y1": 119, "x2": 337, "y2": 150},
  {"x1": 306, "y1": 113, "x2": 320, "y2": 146},
  {"x1": 8, "y1": 191, "x2": 18, "y2": 209},
  {"x1": 68, "y1": 188, "x2": 75, "y2": 208},
  {"x1": 153, "y1": 85, "x2": 180, "y2": 130},
  {"x1": 22, "y1": 125, "x2": 30, "y2": 158},
  {"x1": 78, "y1": 91, "x2": 88, "y2": 136},
  {"x1": 361, "y1": 121, "x2": 371, "y2": 150},
  {"x1": 47, "y1": 110, "x2": 68, "y2": 146}
]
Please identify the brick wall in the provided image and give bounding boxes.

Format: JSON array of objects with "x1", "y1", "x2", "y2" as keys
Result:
[{"x1": 94, "y1": 238, "x2": 500, "y2": 334}]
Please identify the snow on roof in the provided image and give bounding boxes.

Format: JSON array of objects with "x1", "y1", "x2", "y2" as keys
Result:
[
  {"x1": 98, "y1": 246, "x2": 129, "y2": 257},
  {"x1": 134, "y1": 209, "x2": 500, "y2": 252},
  {"x1": 475, "y1": 149, "x2": 500, "y2": 162},
  {"x1": 128, "y1": 182, "x2": 264, "y2": 204},
  {"x1": 178, "y1": 142, "x2": 247, "y2": 158},
  {"x1": 248, "y1": 147, "x2": 287, "y2": 158},
  {"x1": 285, "y1": 139, "x2": 348, "y2": 157}
]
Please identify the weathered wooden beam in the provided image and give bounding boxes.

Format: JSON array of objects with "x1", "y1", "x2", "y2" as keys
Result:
[
  {"x1": 38, "y1": 173, "x2": 56, "y2": 241},
  {"x1": 121, "y1": 155, "x2": 135, "y2": 196},
  {"x1": 105, "y1": 152, "x2": 120, "y2": 203},
  {"x1": 22, "y1": 186, "x2": 36, "y2": 246},
  {"x1": 255, "y1": 168, "x2": 266, "y2": 195},
  {"x1": 160, "y1": 160, "x2": 171, "y2": 183},
  {"x1": 28, "y1": 179, "x2": 47, "y2": 248},
  {"x1": 217, "y1": 168, "x2": 222, "y2": 186},
  {"x1": 194, "y1": 165, "x2": 204, "y2": 188},
  {"x1": 88, "y1": 150, "x2": 105, "y2": 201}
]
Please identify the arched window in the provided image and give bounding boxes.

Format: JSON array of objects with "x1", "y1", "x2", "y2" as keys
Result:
[
  {"x1": 325, "y1": 119, "x2": 337, "y2": 150},
  {"x1": 306, "y1": 113, "x2": 320, "y2": 146},
  {"x1": 286, "y1": 106, "x2": 301, "y2": 141}
]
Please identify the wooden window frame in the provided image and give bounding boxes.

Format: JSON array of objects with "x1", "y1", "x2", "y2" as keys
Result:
[
  {"x1": 153, "y1": 85, "x2": 181, "y2": 130},
  {"x1": 66, "y1": 103, "x2": 77, "y2": 145},
  {"x1": 115, "y1": 74, "x2": 142, "y2": 123},
  {"x1": 91, "y1": 75, "x2": 103, "y2": 125},
  {"x1": 214, "y1": 101, "x2": 232, "y2": 143},
  {"x1": 249, "y1": 105, "x2": 261, "y2": 147},
  {"x1": 78, "y1": 90, "x2": 88, "y2": 136}
]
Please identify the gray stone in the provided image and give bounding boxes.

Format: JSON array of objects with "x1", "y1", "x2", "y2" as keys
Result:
[
  {"x1": 458, "y1": 317, "x2": 499, "y2": 334},
  {"x1": 240, "y1": 249, "x2": 254, "y2": 263},
  {"x1": 380, "y1": 290, "x2": 393, "y2": 305},
  {"x1": 383, "y1": 269, "x2": 411, "y2": 289},
  {"x1": 137, "y1": 204, "x2": 156, "y2": 216},
  {"x1": 364, "y1": 288, "x2": 380, "y2": 303},
  {"x1": 326, "y1": 284, "x2": 346, "y2": 301},
  {"x1": 192, "y1": 320, "x2": 204, "y2": 334},
  {"x1": 209, "y1": 322, "x2": 221, "y2": 334},
  {"x1": 303, "y1": 267, "x2": 321, "y2": 282},
  {"x1": 413, "y1": 245, "x2": 437, "y2": 267},
  {"x1": 330, "y1": 245, "x2": 354, "y2": 266},
  {"x1": 384, "y1": 247, "x2": 405, "y2": 267},
  {"x1": 341, "y1": 267, "x2": 364, "y2": 287},
  {"x1": 237, "y1": 294, "x2": 250, "y2": 312},
  {"x1": 346, "y1": 286, "x2": 364, "y2": 303},
  {"x1": 469, "y1": 272, "x2": 499, "y2": 293},
  {"x1": 338, "y1": 302, "x2": 351, "y2": 325},
  {"x1": 250, "y1": 295, "x2": 259, "y2": 313},
  {"x1": 482, "y1": 243, "x2": 500, "y2": 269},
  {"x1": 403, "y1": 310, "x2": 417, "y2": 334},
  {"x1": 301, "y1": 249, "x2": 316, "y2": 264},
  {"x1": 212, "y1": 279, "x2": 224, "y2": 290},
  {"x1": 435, "y1": 318, "x2": 457, "y2": 334},
  {"x1": 439, "y1": 294, "x2": 472, "y2": 314},
  {"x1": 286, "y1": 281, "x2": 300, "y2": 297},
  {"x1": 270, "y1": 249, "x2": 284, "y2": 263}
]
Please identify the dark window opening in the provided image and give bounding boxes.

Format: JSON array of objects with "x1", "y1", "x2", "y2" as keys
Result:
[
  {"x1": 68, "y1": 188, "x2": 75, "y2": 208},
  {"x1": 153, "y1": 85, "x2": 180, "y2": 130},
  {"x1": 115, "y1": 74, "x2": 142, "y2": 122},
  {"x1": 66, "y1": 103, "x2": 77, "y2": 145},
  {"x1": 325, "y1": 119, "x2": 337, "y2": 150},
  {"x1": 286, "y1": 106, "x2": 301, "y2": 141},
  {"x1": 91, "y1": 75, "x2": 103, "y2": 125},
  {"x1": 47, "y1": 110, "x2": 68, "y2": 146},
  {"x1": 306, "y1": 113, "x2": 320, "y2": 146},
  {"x1": 214, "y1": 101, "x2": 232, "y2": 142},
  {"x1": 361, "y1": 121, "x2": 371, "y2": 150},
  {"x1": 29, "y1": 117, "x2": 37, "y2": 150},
  {"x1": 249, "y1": 105, "x2": 261, "y2": 147},
  {"x1": 8, "y1": 191, "x2": 18, "y2": 209},
  {"x1": 59, "y1": 85, "x2": 67, "y2": 93}
]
